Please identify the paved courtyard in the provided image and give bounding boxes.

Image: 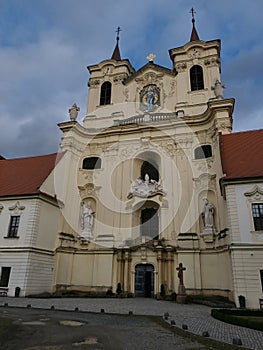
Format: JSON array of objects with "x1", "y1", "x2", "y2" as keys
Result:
[{"x1": 1, "y1": 297, "x2": 263, "y2": 349}]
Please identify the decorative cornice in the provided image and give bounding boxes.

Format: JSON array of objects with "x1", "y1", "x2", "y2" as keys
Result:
[
  {"x1": 244, "y1": 185, "x2": 263, "y2": 201},
  {"x1": 8, "y1": 201, "x2": 25, "y2": 214}
]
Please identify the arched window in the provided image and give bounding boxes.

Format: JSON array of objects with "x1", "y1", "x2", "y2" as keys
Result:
[
  {"x1": 100, "y1": 81, "x2": 111, "y2": 105},
  {"x1": 190, "y1": 65, "x2": 204, "y2": 91},
  {"x1": 82, "y1": 157, "x2": 101, "y2": 170},
  {"x1": 194, "y1": 145, "x2": 212, "y2": 159},
  {"x1": 141, "y1": 208, "x2": 159, "y2": 238},
  {"x1": 141, "y1": 161, "x2": 159, "y2": 182}
]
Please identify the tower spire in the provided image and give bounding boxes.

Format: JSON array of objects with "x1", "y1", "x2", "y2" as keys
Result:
[
  {"x1": 189, "y1": 8, "x2": 200, "y2": 42},
  {"x1": 111, "y1": 26, "x2": 121, "y2": 61}
]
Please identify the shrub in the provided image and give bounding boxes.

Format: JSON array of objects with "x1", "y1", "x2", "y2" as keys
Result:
[{"x1": 211, "y1": 309, "x2": 263, "y2": 331}]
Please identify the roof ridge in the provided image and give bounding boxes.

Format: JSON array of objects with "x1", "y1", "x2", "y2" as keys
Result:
[
  {"x1": 0, "y1": 152, "x2": 60, "y2": 162},
  {"x1": 222, "y1": 129, "x2": 263, "y2": 137}
]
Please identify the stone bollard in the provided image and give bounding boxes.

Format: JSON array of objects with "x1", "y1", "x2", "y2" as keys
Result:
[
  {"x1": 202, "y1": 331, "x2": 209, "y2": 337},
  {"x1": 233, "y1": 338, "x2": 242, "y2": 345},
  {"x1": 164, "y1": 312, "x2": 169, "y2": 320}
]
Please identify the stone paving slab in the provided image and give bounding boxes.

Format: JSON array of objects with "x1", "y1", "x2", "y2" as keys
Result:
[{"x1": 1, "y1": 297, "x2": 263, "y2": 349}]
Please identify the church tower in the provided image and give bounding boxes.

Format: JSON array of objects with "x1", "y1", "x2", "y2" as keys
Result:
[
  {"x1": 85, "y1": 27, "x2": 135, "y2": 122},
  {"x1": 56, "y1": 13, "x2": 235, "y2": 300},
  {"x1": 169, "y1": 8, "x2": 223, "y2": 116}
]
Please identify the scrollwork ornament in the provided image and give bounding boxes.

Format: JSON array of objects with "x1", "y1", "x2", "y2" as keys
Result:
[{"x1": 88, "y1": 79, "x2": 101, "y2": 88}]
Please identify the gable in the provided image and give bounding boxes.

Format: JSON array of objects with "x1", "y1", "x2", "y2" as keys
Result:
[{"x1": 123, "y1": 61, "x2": 176, "y2": 85}]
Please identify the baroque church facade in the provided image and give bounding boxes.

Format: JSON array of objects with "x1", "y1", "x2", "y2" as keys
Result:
[
  {"x1": 56, "y1": 20, "x2": 234, "y2": 300},
  {"x1": 0, "y1": 19, "x2": 263, "y2": 308}
]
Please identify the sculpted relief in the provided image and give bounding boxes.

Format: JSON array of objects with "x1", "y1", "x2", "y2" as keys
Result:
[{"x1": 128, "y1": 173, "x2": 166, "y2": 199}]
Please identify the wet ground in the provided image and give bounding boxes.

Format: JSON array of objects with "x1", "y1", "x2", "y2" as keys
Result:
[{"x1": 0, "y1": 307, "x2": 244, "y2": 350}]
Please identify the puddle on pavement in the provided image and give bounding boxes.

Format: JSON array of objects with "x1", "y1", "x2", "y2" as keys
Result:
[
  {"x1": 59, "y1": 320, "x2": 84, "y2": 327},
  {"x1": 24, "y1": 346, "x2": 62, "y2": 350},
  {"x1": 21, "y1": 321, "x2": 46, "y2": 326},
  {"x1": 72, "y1": 337, "x2": 98, "y2": 346}
]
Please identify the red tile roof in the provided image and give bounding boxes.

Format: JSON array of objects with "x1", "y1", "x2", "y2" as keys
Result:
[
  {"x1": 0, "y1": 153, "x2": 63, "y2": 197},
  {"x1": 220, "y1": 130, "x2": 263, "y2": 179}
]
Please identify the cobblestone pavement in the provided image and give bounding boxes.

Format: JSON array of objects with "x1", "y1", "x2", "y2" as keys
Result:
[
  {"x1": 1, "y1": 297, "x2": 263, "y2": 349},
  {"x1": 0, "y1": 307, "x2": 206, "y2": 350}
]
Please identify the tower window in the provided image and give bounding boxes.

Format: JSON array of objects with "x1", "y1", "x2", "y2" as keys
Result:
[
  {"x1": 100, "y1": 81, "x2": 111, "y2": 105},
  {"x1": 7, "y1": 216, "x2": 20, "y2": 237},
  {"x1": 252, "y1": 203, "x2": 263, "y2": 231},
  {"x1": 195, "y1": 145, "x2": 212, "y2": 159},
  {"x1": 82, "y1": 157, "x2": 101, "y2": 170},
  {"x1": 190, "y1": 65, "x2": 204, "y2": 91}
]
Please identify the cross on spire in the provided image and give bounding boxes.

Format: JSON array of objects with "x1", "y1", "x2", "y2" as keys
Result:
[
  {"x1": 189, "y1": 7, "x2": 200, "y2": 42},
  {"x1": 111, "y1": 26, "x2": 122, "y2": 61},
  {"x1": 116, "y1": 26, "x2": 121, "y2": 42},
  {"x1": 190, "y1": 7, "x2": 196, "y2": 23}
]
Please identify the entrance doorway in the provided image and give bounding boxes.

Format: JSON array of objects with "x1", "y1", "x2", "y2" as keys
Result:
[{"x1": 135, "y1": 264, "x2": 154, "y2": 297}]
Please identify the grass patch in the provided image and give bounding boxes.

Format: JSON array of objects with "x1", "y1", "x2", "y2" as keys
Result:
[
  {"x1": 211, "y1": 309, "x2": 263, "y2": 331},
  {"x1": 186, "y1": 295, "x2": 235, "y2": 308}
]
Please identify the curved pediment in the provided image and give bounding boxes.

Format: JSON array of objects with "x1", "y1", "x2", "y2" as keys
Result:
[{"x1": 123, "y1": 61, "x2": 176, "y2": 85}]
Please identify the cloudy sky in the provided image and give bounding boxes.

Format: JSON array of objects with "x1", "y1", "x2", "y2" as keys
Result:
[{"x1": 1, "y1": 0, "x2": 262, "y2": 159}]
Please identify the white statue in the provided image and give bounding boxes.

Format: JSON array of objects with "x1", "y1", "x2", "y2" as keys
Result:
[
  {"x1": 202, "y1": 198, "x2": 215, "y2": 228},
  {"x1": 211, "y1": 80, "x2": 225, "y2": 99},
  {"x1": 69, "y1": 103, "x2": 80, "y2": 121},
  {"x1": 145, "y1": 173, "x2": 150, "y2": 186},
  {"x1": 81, "y1": 201, "x2": 94, "y2": 238}
]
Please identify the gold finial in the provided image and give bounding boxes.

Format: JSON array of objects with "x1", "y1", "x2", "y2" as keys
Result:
[{"x1": 147, "y1": 53, "x2": 156, "y2": 62}]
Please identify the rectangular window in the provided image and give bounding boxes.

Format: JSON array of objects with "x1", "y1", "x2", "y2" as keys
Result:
[
  {"x1": 8, "y1": 215, "x2": 20, "y2": 237},
  {"x1": 260, "y1": 270, "x2": 263, "y2": 292},
  {"x1": 252, "y1": 203, "x2": 263, "y2": 231},
  {"x1": 0, "y1": 267, "x2": 11, "y2": 287}
]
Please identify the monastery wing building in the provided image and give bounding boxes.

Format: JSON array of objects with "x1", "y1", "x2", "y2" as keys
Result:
[{"x1": 0, "y1": 18, "x2": 263, "y2": 309}]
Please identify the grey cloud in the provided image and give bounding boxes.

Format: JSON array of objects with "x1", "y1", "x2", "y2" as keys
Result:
[{"x1": 1, "y1": 0, "x2": 263, "y2": 158}]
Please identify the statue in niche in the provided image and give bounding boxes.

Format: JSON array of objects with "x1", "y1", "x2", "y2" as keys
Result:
[
  {"x1": 211, "y1": 80, "x2": 225, "y2": 99},
  {"x1": 69, "y1": 103, "x2": 80, "y2": 121},
  {"x1": 81, "y1": 201, "x2": 95, "y2": 238},
  {"x1": 202, "y1": 198, "x2": 215, "y2": 228}
]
